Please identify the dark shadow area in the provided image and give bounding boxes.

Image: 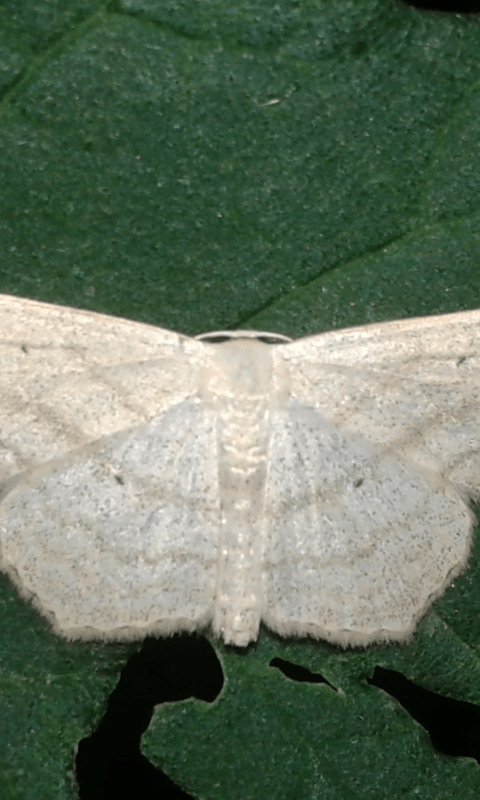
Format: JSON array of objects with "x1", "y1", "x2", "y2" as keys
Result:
[
  {"x1": 76, "y1": 634, "x2": 223, "y2": 800},
  {"x1": 368, "y1": 666, "x2": 480, "y2": 762},
  {"x1": 400, "y1": 0, "x2": 480, "y2": 11}
]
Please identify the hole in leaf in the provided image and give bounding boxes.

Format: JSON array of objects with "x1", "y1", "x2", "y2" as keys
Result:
[
  {"x1": 368, "y1": 666, "x2": 480, "y2": 762},
  {"x1": 76, "y1": 634, "x2": 223, "y2": 800},
  {"x1": 270, "y1": 656, "x2": 337, "y2": 690}
]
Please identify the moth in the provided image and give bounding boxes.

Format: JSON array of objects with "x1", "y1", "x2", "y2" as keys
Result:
[{"x1": 0, "y1": 294, "x2": 478, "y2": 647}]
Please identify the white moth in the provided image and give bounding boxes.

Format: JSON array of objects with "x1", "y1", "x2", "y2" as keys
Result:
[{"x1": 0, "y1": 294, "x2": 478, "y2": 648}]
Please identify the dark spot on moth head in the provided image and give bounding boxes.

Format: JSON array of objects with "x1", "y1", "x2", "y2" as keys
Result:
[
  {"x1": 353, "y1": 478, "x2": 364, "y2": 488},
  {"x1": 114, "y1": 474, "x2": 125, "y2": 485}
]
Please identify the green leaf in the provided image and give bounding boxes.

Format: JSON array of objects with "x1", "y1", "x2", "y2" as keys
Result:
[{"x1": 1, "y1": 1, "x2": 480, "y2": 797}]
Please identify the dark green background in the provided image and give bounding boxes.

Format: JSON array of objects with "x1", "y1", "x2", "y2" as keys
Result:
[{"x1": 1, "y1": 1, "x2": 480, "y2": 797}]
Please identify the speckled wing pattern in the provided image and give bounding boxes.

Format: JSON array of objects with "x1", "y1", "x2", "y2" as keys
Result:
[
  {"x1": 0, "y1": 295, "x2": 479, "y2": 647},
  {"x1": 263, "y1": 313, "x2": 480, "y2": 645},
  {"x1": 0, "y1": 295, "x2": 219, "y2": 639}
]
